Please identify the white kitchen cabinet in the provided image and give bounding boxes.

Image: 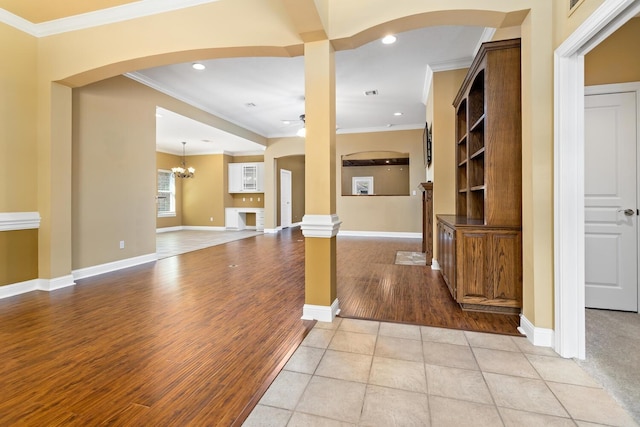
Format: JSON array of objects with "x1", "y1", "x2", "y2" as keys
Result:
[
  {"x1": 228, "y1": 162, "x2": 264, "y2": 193},
  {"x1": 225, "y1": 208, "x2": 264, "y2": 231}
]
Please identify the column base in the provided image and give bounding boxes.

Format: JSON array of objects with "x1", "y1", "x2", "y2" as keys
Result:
[{"x1": 301, "y1": 298, "x2": 340, "y2": 322}]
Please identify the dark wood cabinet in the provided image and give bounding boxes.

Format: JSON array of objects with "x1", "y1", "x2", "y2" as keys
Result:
[{"x1": 438, "y1": 38, "x2": 523, "y2": 314}]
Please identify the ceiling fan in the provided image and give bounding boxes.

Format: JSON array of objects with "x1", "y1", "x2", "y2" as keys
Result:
[{"x1": 281, "y1": 114, "x2": 306, "y2": 137}]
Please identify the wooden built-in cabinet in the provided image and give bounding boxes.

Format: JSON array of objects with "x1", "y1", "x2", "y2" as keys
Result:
[{"x1": 437, "y1": 38, "x2": 523, "y2": 314}]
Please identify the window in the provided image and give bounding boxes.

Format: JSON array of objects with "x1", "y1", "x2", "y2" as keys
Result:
[{"x1": 157, "y1": 169, "x2": 176, "y2": 217}]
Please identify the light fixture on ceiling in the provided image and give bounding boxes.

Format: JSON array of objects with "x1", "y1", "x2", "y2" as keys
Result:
[
  {"x1": 382, "y1": 35, "x2": 397, "y2": 45},
  {"x1": 393, "y1": 112, "x2": 403, "y2": 116},
  {"x1": 172, "y1": 141, "x2": 195, "y2": 178},
  {"x1": 296, "y1": 114, "x2": 306, "y2": 137},
  {"x1": 192, "y1": 63, "x2": 206, "y2": 70}
]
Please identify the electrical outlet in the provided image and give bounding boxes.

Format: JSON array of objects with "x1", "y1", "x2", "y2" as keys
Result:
[
  {"x1": 119, "y1": 240, "x2": 125, "y2": 249},
  {"x1": 210, "y1": 217, "x2": 213, "y2": 222}
]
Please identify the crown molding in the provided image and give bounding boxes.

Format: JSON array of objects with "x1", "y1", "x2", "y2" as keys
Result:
[{"x1": 0, "y1": 0, "x2": 220, "y2": 37}]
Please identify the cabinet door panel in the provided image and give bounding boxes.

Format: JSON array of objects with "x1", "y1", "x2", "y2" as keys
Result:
[
  {"x1": 489, "y1": 232, "x2": 522, "y2": 301},
  {"x1": 457, "y1": 232, "x2": 488, "y2": 300}
]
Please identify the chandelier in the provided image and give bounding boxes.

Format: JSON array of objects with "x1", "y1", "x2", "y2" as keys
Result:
[{"x1": 172, "y1": 141, "x2": 195, "y2": 178}]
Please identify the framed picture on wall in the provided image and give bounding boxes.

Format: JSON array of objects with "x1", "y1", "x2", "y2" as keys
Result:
[
  {"x1": 423, "y1": 121, "x2": 432, "y2": 166},
  {"x1": 352, "y1": 176, "x2": 374, "y2": 195}
]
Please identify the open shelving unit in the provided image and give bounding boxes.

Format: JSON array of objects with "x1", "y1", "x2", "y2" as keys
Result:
[{"x1": 437, "y1": 38, "x2": 523, "y2": 314}]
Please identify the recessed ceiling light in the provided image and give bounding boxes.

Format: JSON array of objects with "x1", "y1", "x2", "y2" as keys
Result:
[
  {"x1": 382, "y1": 35, "x2": 397, "y2": 45},
  {"x1": 393, "y1": 112, "x2": 403, "y2": 116},
  {"x1": 282, "y1": 120, "x2": 291, "y2": 125},
  {"x1": 192, "y1": 63, "x2": 205, "y2": 70}
]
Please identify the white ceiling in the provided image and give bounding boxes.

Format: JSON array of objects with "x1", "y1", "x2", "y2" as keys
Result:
[{"x1": 129, "y1": 25, "x2": 491, "y2": 156}]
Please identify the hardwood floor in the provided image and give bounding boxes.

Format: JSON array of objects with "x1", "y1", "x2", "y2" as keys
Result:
[
  {"x1": 337, "y1": 235, "x2": 521, "y2": 335},
  {"x1": 0, "y1": 230, "x2": 312, "y2": 426},
  {"x1": 0, "y1": 228, "x2": 519, "y2": 425}
]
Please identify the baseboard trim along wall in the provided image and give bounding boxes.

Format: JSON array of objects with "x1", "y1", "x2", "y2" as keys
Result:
[
  {"x1": 301, "y1": 299, "x2": 341, "y2": 322},
  {"x1": 338, "y1": 230, "x2": 421, "y2": 239},
  {"x1": 431, "y1": 259, "x2": 441, "y2": 270},
  {"x1": 157, "y1": 226, "x2": 227, "y2": 233},
  {"x1": 0, "y1": 274, "x2": 76, "y2": 300},
  {"x1": 519, "y1": 314, "x2": 555, "y2": 349},
  {"x1": 72, "y1": 253, "x2": 157, "y2": 280}
]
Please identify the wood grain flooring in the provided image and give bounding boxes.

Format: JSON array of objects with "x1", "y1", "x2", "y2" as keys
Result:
[
  {"x1": 0, "y1": 230, "x2": 312, "y2": 426},
  {"x1": 337, "y1": 235, "x2": 521, "y2": 334},
  {"x1": 0, "y1": 227, "x2": 519, "y2": 425}
]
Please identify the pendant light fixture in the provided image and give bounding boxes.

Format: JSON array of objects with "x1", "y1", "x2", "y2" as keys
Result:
[{"x1": 172, "y1": 141, "x2": 195, "y2": 178}]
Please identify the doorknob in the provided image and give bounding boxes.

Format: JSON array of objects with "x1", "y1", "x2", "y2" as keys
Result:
[{"x1": 617, "y1": 208, "x2": 635, "y2": 216}]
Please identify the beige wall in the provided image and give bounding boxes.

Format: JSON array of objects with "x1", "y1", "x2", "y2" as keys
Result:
[
  {"x1": 156, "y1": 152, "x2": 183, "y2": 229},
  {"x1": 0, "y1": 230, "x2": 38, "y2": 286},
  {"x1": 553, "y1": 0, "x2": 606, "y2": 47},
  {"x1": 72, "y1": 76, "x2": 157, "y2": 269},
  {"x1": 181, "y1": 154, "x2": 229, "y2": 227},
  {"x1": 341, "y1": 164, "x2": 409, "y2": 196},
  {"x1": 432, "y1": 68, "x2": 469, "y2": 260},
  {"x1": 337, "y1": 130, "x2": 423, "y2": 233},
  {"x1": 0, "y1": 24, "x2": 38, "y2": 212},
  {"x1": 585, "y1": 17, "x2": 640, "y2": 86}
]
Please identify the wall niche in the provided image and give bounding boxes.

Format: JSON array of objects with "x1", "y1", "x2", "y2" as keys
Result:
[{"x1": 341, "y1": 151, "x2": 410, "y2": 196}]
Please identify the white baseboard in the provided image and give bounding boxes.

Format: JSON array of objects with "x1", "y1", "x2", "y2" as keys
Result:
[
  {"x1": 263, "y1": 228, "x2": 279, "y2": 234},
  {"x1": 519, "y1": 314, "x2": 555, "y2": 348},
  {"x1": 431, "y1": 259, "x2": 441, "y2": 270},
  {"x1": 338, "y1": 230, "x2": 421, "y2": 239},
  {"x1": 156, "y1": 226, "x2": 182, "y2": 233},
  {"x1": 182, "y1": 226, "x2": 227, "y2": 231},
  {"x1": 157, "y1": 226, "x2": 227, "y2": 233},
  {"x1": 0, "y1": 275, "x2": 76, "y2": 299},
  {"x1": 301, "y1": 299, "x2": 341, "y2": 322},
  {"x1": 72, "y1": 253, "x2": 157, "y2": 280}
]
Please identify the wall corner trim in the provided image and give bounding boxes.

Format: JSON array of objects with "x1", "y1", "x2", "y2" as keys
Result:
[
  {"x1": 519, "y1": 314, "x2": 556, "y2": 350},
  {"x1": 431, "y1": 259, "x2": 441, "y2": 270},
  {"x1": 301, "y1": 299, "x2": 340, "y2": 322},
  {"x1": 301, "y1": 214, "x2": 341, "y2": 238},
  {"x1": 0, "y1": 212, "x2": 41, "y2": 231}
]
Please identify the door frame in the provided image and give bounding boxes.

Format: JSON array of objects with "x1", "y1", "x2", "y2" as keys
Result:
[
  {"x1": 584, "y1": 83, "x2": 640, "y2": 310},
  {"x1": 554, "y1": 0, "x2": 640, "y2": 359}
]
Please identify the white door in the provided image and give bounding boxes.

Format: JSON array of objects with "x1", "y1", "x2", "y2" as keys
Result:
[
  {"x1": 585, "y1": 91, "x2": 638, "y2": 311},
  {"x1": 280, "y1": 169, "x2": 292, "y2": 228}
]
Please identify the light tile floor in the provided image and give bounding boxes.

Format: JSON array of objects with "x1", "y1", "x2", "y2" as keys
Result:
[
  {"x1": 156, "y1": 229, "x2": 261, "y2": 259},
  {"x1": 243, "y1": 318, "x2": 638, "y2": 427}
]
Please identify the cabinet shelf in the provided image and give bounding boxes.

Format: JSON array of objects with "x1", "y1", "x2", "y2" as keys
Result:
[
  {"x1": 469, "y1": 185, "x2": 485, "y2": 192},
  {"x1": 457, "y1": 135, "x2": 468, "y2": 145},
  {"x1": 469, "y1": 147, "x2": 485, "y2": 160},
  {"x1": 470, "y1": 114, "x2": 485, "y2": 132}
]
